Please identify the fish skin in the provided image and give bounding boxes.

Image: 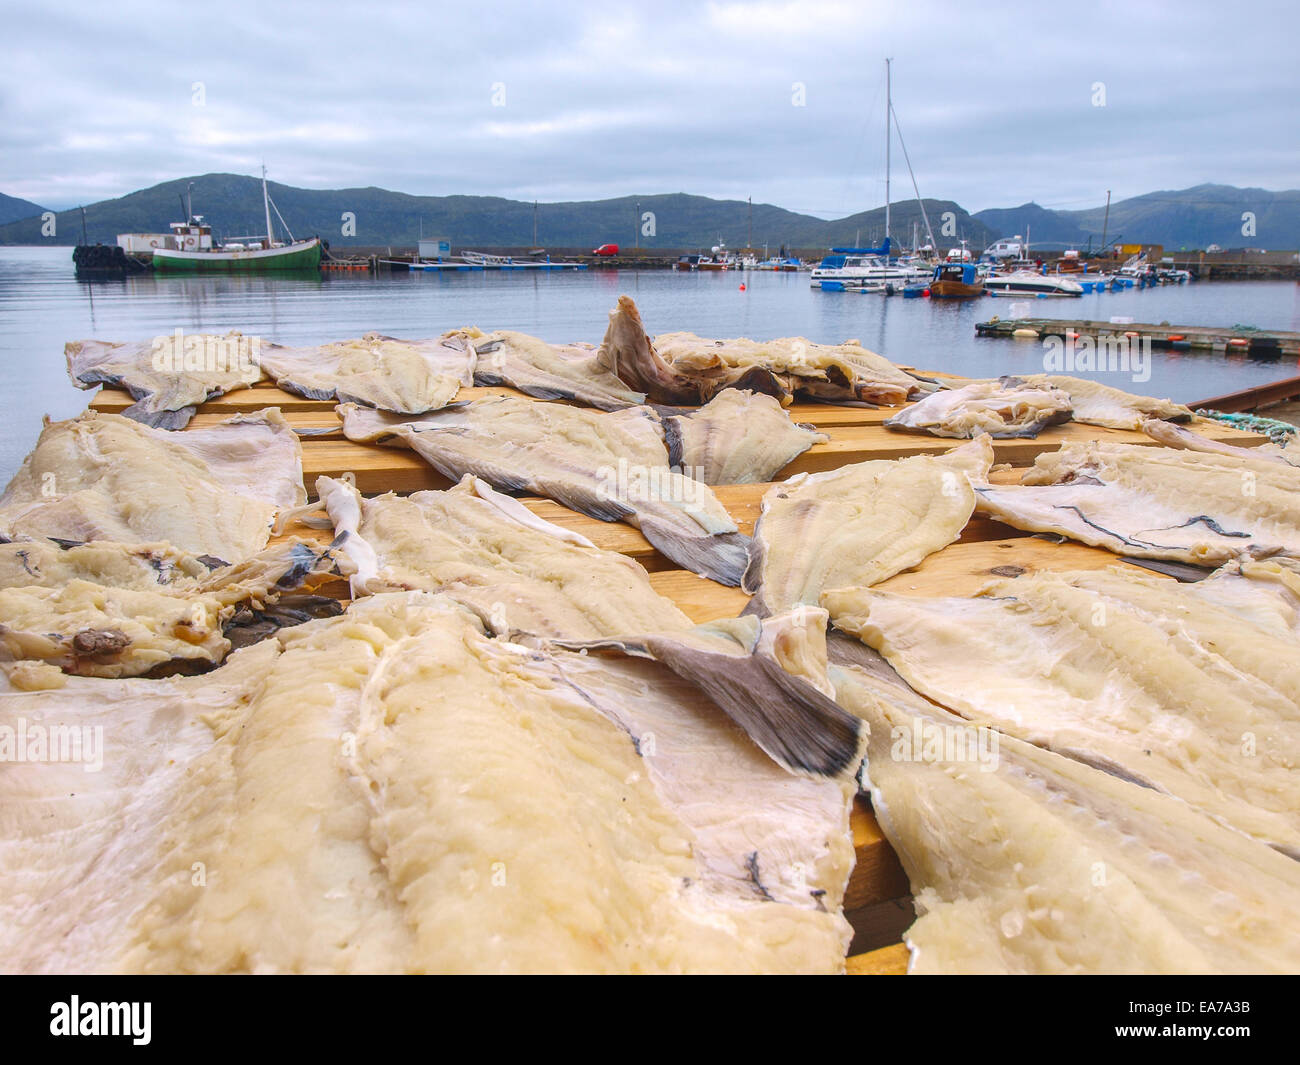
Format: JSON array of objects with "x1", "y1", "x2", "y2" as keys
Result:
[
  {"x1": 824, "y1": 564, "x2": 1300, "y2": 854},
  {"x1": 338, "y1": 398, "x2": 752, "y2": 585},
  {"x1": 743, "y1": 436, "x2": 994, "y2": 616},
  {"x1": 884, "y1": 377, "x2": 1073, "y2": 439},
  {"x1": 593, "y1": 296, "x2": 706, "y2": 404},
  {"x1": 833, "y1": 664, "x2": 1300, "y2": 974},
  {"x1": 556, "y1": 607, "x2": 865, "y2": 779},
  {"x1": 973, "y1": 440, "x2": 1300, "y2": 564},
  {"x1": 64, "y1": 335, "x2": 265, "y2": 430}
]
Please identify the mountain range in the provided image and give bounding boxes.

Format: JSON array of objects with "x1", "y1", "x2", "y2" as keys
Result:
[{"x1": 0, "y1": 177, "x2": 1295, "y2": 251}]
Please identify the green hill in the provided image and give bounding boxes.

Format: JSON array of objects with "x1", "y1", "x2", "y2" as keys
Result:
[
  {"x1": 0, "y1": 174, "x2": 987, "y2": 252},
  {"x1": 0, "y1": 192, "x2": 46, "y2": 227},
  {"x1": 975, "y1": 186, "x2": 1300, "y2": 250}
]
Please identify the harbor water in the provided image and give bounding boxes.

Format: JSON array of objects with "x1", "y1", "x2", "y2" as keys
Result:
[{"x1": 2, "y1": 244, "x2": 1298, "y2": 481}]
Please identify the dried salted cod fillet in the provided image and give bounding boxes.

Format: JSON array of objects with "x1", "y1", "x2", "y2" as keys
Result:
[
  {"x1": 257, "y1": 332, "x2": 474, "y2": 413},
  {"x1": 307, "y1": 474, "x2": 691, "y2": 638},
  {"x1": 663, "y1": 389, "x2": 827, "y2": 484},
  {"x1": 832, "y1": 666, "x2": 1300, "y2": 974},
  {"x1": 0, "y1": 592, "x2": 854, "y2": 974},
  {"x1": 824, "y1": 565, "x2": 1300, "y2": 854},
  {"x1": 0, "y1": 538, "x2": 340, "y2": 677},
  {"x1": 444, "y1": 326, "x2": 646, "y2": 411},
  {"x1": 595, "y1": 295, "x2": 931, "y2": 406},
  {"x1": 0, "y1": 539, "x2": 213, "y2": 590},
  {"x1": 0, "y1": 410, "x2": 304, "y2": 562},
  {"x1": 65, "y1": 333, "x2": 265, "y2": 430},
  {"x1": 743, "y1": 436, "x2": 994, "y2": 616},
  {"x1": 1015, "y1": 373, "x2": 1192, "y2": 429},
  {"x1": 338, "y1": 397, "x2": 751, "y2": 585},
  {"x1": 884, "y1": 377, "x2": 1072, "y2": 438},
  {"x1": 972, "y1": 440, "x2": 1300, "y2": 565}
]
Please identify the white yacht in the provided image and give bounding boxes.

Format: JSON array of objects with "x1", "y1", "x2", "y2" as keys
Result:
[
  {"x1": 810, "y1": 240, "x2": 928, "y2": 288},
  {"x1": 984, "y1": 270, "x2": 1084, "y2": 297}
]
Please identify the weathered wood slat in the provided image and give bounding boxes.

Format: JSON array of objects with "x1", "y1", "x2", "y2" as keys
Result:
[{"x1": 846, "y1": 943, "x2": 909, "y2": 975}]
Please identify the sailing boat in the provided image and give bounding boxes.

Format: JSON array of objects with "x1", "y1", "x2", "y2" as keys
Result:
[
  {"x1": 810, "y1": 59, "x2": 930, "y2": 290},
  {"x1": 151, "y1": 168, "x2": 321, "y2": 273}
]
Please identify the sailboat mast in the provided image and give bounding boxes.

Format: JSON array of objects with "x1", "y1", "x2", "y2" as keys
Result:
[
  {"x1": 884, "y1": 57, "x2": 891, "y2": 251},
  {"x1": 262, "y1": 165, "x2": 274, "y2": 247}
]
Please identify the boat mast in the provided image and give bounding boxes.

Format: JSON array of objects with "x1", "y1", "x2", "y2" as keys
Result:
[
  {"x1": 884, "y1": 57, "x2": 891, "y2": 253},
  {"x1": 262, "y1": 165, "x2": 274, "y2": 247}
]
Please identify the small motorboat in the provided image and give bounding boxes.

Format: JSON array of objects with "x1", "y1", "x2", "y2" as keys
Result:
[
  {"x1": 984, "y1": 270, "x2": 1083, "y2": 297},
  {"x1": 929, "y1": 261, "x2": 984, "y2": 299}
]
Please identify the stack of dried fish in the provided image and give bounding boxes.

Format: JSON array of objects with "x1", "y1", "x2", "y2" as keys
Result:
[
  {"x1": 0, "y1": 594, "x2": 860, "y2": 974},
  {"x1": 884, "y1": 374, "x2": 1194, "y2": 439},
  {"x1": 595, "y1": 295, "x2": 935, "y2": 406}
]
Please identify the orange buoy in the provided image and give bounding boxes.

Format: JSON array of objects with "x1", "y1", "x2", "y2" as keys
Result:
[
  {"x1": 1167, "y1": 334, "x2": 1185, "y2": 341},
  {"x1": 739, "y1": 283, "x2": 746, "y2": 291},
  {"x1": 1124, "y1": 330, "x2": 1140, "y2": 338},
  {"x1": 1227, "y1": 338, "x2": 1249, "y2": 347},
  {"x1": 923, "y1": 288, "x2": 930, "y2": 297}
]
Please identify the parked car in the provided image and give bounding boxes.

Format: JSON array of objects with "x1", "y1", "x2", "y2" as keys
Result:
[{"x1": 592, "y1": 243, "x2": 619, "y2": 256}]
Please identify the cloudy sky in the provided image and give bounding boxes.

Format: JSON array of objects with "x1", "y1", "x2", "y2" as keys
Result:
[{"x1": 4, "y1": 0, "x2": 1297, "y2": 217}]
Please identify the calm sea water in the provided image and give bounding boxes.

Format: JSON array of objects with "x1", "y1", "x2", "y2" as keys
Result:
[{"x1": 3, "y1": 244, "x2": 1298, "y2": 481}]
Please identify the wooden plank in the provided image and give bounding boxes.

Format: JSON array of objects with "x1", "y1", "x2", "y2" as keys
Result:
[
  {"x1": 846, "y1": 943, "x2": 909, "y2": 975},
  {"x1": 647, "y1": 570, "x2": 749, "y2": 619},
  {"x1": 845, "y1": 797, "x2": 909, "y2": 910}
]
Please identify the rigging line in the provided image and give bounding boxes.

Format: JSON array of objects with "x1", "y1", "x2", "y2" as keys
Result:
[
  {"x1": 888, "y1": 101, "x2": 936, "y2": 251},
  {"x1": 267, "y1": 193, "x2": 296, "y2": 244}
]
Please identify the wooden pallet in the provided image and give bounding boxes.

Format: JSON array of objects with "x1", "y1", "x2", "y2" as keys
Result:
[{"x1": 85, "y1": 379, "x2": 1268, "y2": 975}]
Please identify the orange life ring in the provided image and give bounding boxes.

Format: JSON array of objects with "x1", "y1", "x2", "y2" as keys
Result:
[{"x1": 149, "y1": 239, "x2": 160, "y2": 248}]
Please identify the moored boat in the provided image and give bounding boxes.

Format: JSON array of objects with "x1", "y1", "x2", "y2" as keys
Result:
[
  {"x1": 929, "y1": 261, "x2": 984, "y2": 299},
  {"x1": 984, "y1": 270, "x2": 1083, "y2": 297},
  {"x1": 149, "y1": 168, "x2": 320, "y2": 273}
]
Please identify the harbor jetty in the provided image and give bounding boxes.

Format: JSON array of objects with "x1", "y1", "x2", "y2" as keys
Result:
[{"x1": 976, "y1": 316, "x2": 1300, "y2": 358}]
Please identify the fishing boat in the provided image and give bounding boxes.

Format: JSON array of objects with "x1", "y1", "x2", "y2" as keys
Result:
[
  {"x1": 984, "y1": 270, "x2": 1083, "y2": 297},
  {"x1": 929, "y1": 261, "x2": 985, "y2": 299},
  {"x1": 697, "y1": 241, "x2": 736, "y2": 270},
  {"x1": 150, "y1": 168, "x2": 320, "y2": 273}
]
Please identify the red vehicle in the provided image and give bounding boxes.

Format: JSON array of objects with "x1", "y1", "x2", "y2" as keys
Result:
[{"x1": 592, "y1": 243, "x2": 619, "y2": 256}]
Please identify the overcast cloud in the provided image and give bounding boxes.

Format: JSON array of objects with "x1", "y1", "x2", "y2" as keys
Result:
[{"x1": 2, "y1": 0, "x2": 1296, "y2": 216}]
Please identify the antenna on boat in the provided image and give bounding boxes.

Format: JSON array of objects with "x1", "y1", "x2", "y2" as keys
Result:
[
  {"x1": 262, "y1": 164, "x2": 274, "y2": 247},
  {"x1": 884, "y1": 57, "x2": 891, "y2": 257}
]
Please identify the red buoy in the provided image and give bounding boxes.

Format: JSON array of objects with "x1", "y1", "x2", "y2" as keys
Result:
[{"x1": 739, "y1": 283, "x2": 746, "y2": 291}]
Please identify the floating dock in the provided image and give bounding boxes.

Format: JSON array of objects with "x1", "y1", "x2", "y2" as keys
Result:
[
  {"x1": 86, "y1": 373, "x2": 1268, "y2": 974},
  {"x1": 976, "y1": 316, "x2": 1300, "y2": 357}
]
